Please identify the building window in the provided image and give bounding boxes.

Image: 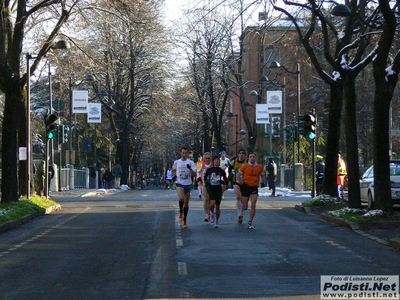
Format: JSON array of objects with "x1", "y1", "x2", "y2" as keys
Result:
[{"x1": 264, "y1": 45, "x2": 280, "y2": 66}]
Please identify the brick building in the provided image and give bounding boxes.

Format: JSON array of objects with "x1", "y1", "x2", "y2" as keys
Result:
[{"x1": 227, "y1": 25, "x2": 325, "y2": 166}]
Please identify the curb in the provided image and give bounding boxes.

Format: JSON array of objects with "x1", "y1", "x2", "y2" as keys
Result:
[
  {"x1": 0, "y1": 203, "x2": 61, "y2": 234},
  {"x1": 295, "y1": 205, "x2": 400, "y2": 251}
]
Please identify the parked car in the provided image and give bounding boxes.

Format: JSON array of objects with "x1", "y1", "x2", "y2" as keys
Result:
[{"x1": 360, "y1": 163, "x2": 400, "y2": 209}]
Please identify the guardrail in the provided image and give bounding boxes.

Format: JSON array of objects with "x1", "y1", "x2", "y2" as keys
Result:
[
  {"x1": 53, "y1": 166, "x2": 90, "y2": 191},
  {"x1": 0, "y1": 166, "x2": 90, "y2": 195}
]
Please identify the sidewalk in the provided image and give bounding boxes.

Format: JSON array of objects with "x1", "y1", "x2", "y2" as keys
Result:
[
  {"x1": 295, "y1": 205, "x2": 400, "y2": 251},
  {"x1": 49, "y1": 188, "x2": 121, "y2": 198},
  {"x1": 0, "y1": 188, "x2": 122, "y2": 234}
]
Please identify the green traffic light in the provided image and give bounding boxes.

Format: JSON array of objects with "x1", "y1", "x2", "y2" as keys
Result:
[
  {"x1": 47, "y1": 132, "x2": 55, "y2": 139},
  {"x1": 308, "y1": 132, "x2": 315, "y2": 140}
]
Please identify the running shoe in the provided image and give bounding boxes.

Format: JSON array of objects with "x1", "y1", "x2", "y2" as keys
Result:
[
  {"x1": 214, "y1": 221, "x2": 219, "y2": 228},
  {"x1": 238, "y1": 215, "x2": 243, "y2": 224},
  {"x1": 199, "y1": 194, "x2": 202, "y2": 199},
  {"x1": 183, "y1": 220, "x2": 188, "y2": 228},
  {"x1": 210, "y1": 211, "x2": 215, "y2": 223},
  {"x1": 247, "y1": 223, "x2": 254, "y2": 229},
  {"x1": 204, "y1": 214, "x2": 210, "y2": 222},
  {"x1": 178, "y1": 213, "x2": 183, "y2": 222}
]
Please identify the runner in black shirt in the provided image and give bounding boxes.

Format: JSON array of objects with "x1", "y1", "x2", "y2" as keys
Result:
[{"x1": 204, "y1": 156, "x2": 228, "y2": 228}]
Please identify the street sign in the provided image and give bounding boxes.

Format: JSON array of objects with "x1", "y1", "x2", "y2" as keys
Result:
[
  {"x1": 19, "y1": 147, "x2": 27, "y2": 160},
  {"x1": 82, "y1": 138, "x2": 92, "y2": 153},
  {"x1": 52, "y1": 100, "x2": 65, "y2": 111},
  {"x1": 390, "y1": 129, "x2": 400, "y2": 136}
]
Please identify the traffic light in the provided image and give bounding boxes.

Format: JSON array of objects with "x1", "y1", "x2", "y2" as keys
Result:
[
  {"x1": 62, "y1": 125, "x2": 70, "y2": 143},
  {"x1": 284, "y1": 125, "x2": 293, "y2": 143},
  {"x1": 44, "y1": 113, "x2": 58, "y2": 139},
  {"x1": 304, "y1": 114, "x2": 316, "y2": 140},
  {"x1": 297, "y1": 114, "x2": 305, "y2": 136},
  {"x1": 57, "y1": 125, "x2": 63, "y2": 140}
]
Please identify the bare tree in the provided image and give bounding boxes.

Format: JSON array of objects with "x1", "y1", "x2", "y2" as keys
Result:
[
  {"x1": 0, "y1": 0, "x2": 83, "y2": 202},
  {"x1": 55, "y1": 0, "x2": 170, "y2": 185},
  {"x1": 371, "y1": 0, "x2": 400, "y2": 211},
  {"x1": 270, "y1": 0, "x2": 389, "y2": 208}
]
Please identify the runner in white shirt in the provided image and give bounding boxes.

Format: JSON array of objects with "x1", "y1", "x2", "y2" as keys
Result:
[
  {"x1": 219, "y1": 150, "x2": 231, "y2": 178},
  {"x1": 172, "y1": 146, "x2": 197, "y2": 228},
  {"x1": 165, "y1": 168, "x2": 173, "y2": 190}
]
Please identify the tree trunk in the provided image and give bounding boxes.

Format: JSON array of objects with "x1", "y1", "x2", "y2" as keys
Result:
[
  {"x1": 372, "y1": 87, "x2": 392, "y2": 211},
  {"x1": 343, "y1": 72, "x2": 362, "y2": 208},
  {"x1": 371, "y1": 0, "x2": 397, "y2": 212},
  {"x1": 1, "y1": 83, "x2": 21, "y2": 202},
  {"x1": 322, "y1": 82, "x2": 343, "y2": 197},
  {"x1": 18, "y1": 86, "x2": 35, "y2": 197}
]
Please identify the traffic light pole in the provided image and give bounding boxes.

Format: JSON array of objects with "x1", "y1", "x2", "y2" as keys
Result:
[
  {"x1": 69, "y1": 77, "x2": 73, "y2": 166},
  {"x1": 45, "y1": 138, "x2": 50, "y2": 198},
  {"x1": 292, "y1": 114, "x2": 296, "y2": 190},
  {"x1": 311, "y1": 108, "x2": 317, "y2": 198}
]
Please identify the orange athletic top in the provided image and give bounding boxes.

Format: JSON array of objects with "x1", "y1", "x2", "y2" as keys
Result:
[{"x1": 240, "y1": 163, "x2": 264, "y2": 187}]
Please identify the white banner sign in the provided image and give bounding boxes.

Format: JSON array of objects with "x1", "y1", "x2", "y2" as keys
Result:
[
  {"x1": 267, "y1": 90, "x2": 283, "y2": 114},
  {"x1": 72, "y1": 90, "x2": 88, "y2": 113},
  {"x1": 19, "y1": 147, "x2": 27, "y2": 160},
  {"x1": 256, "y1": 104, "x2": 270, "y2": 124},
  {"x1": 87, "y1": 103, "x2": 102, "y2": 123}
]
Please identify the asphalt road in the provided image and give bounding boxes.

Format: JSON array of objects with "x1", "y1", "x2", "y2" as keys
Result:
[{"x1": 0, "y1": 188, "x2": 398, "y2": 300}]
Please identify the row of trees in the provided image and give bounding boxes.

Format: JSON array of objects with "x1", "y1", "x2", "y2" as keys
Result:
[
  {"x1": 270, "y1": 0, "x2": 400, "y2": 212},
  {"x1": 0, "y1": 0, "x2": 179, "y2": 202}
]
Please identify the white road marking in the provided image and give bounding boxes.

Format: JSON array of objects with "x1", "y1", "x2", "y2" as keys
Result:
[{"x1": 177, "y1": 261, "x2": 187, "y2": 276}]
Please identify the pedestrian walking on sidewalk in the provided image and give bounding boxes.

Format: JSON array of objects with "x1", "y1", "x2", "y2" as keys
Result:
[
  {"x1": 337, "y1": 151, "x2": 347, "y2": 198},
  {"x1": 204, "y1": 156, "x2": 228, "y2": 228},
  {"x1": 239, "y1": 152, "x2": 265, "y2": 229},
  {"x1": 316, "y1": 155, "x2": 325, "y2": 196},
  {"x1": 172, "y1": 146, "x2": 197, "y2": 228},
  {"x1": 36, "y1": 155, "x2": 46, "y2": 197},
  {"x1": 266, "y1": 158, "x2": 277, "y2": 197},
  {"x1": 113, "y1": 160, "x2": 122, "y2": 188}
]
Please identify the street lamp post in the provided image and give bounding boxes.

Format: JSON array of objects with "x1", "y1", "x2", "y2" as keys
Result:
[
  {"x1": 270, "y1": 62, "x2": 301, "y2": 163},
  {"x1": 227, "y1": 112, "x2": 238, "y2": 154},
  {"x1": 26, "y1": 53, "x2": 36, "y2": 198},
  {"x1": 45, "y1": 63, "x2": 53, "y2": 198}
]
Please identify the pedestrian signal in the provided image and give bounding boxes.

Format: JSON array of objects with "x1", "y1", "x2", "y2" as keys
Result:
[
  {"x1": 297, "y1": 114, "x2": 305, "y2": 136},
  {"x1": 62, "y1": 125, "x2": 70, "y2": 143},
  {"x1": 284, "y1": 125, "x2": 293, "y2": 143}
]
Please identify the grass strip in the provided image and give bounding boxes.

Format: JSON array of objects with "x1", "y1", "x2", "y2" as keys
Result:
[{"x1": 0, "y1": 196, "x2": 57, "y2": 225}]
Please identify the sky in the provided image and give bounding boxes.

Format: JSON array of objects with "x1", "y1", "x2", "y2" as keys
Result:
[{"x1": 164, "y1": 0, "x2": 186, "y2": 22}]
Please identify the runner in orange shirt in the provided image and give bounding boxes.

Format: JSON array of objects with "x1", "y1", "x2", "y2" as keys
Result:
[{"x1": 238, "y1": 152, "x2": 265, "y2": 229}]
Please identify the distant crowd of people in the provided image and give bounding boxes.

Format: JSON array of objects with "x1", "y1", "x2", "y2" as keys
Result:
[{"x1": 89, "y1": 160, "x2": 123, "y2": 189}]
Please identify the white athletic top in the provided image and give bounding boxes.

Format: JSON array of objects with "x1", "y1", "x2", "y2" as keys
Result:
[
  {"x1": 173, "y1": 158, "x2": 196, "y2": 185},
  {"x1": 220, "y1": 157, "x2": 230, "y2": 176}
]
